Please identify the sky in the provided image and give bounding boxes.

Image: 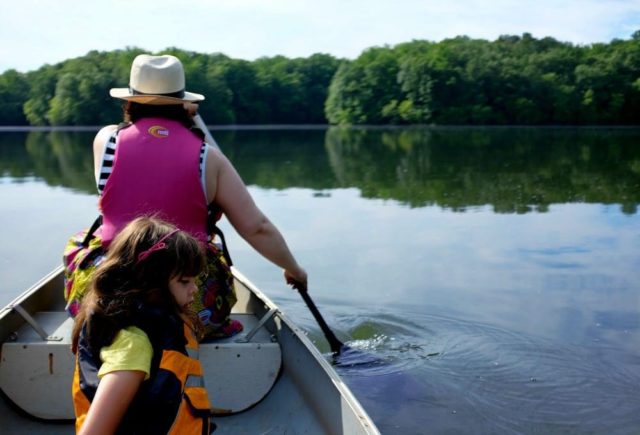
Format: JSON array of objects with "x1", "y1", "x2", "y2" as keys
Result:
[{"x1": 1, "y1": 0, "x2": 639, "y2": 73}]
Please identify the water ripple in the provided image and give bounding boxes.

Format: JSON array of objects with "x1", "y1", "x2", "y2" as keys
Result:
[
  {"x1": 326, "y1": 310, "x2": 640, "y2": 434},
  {"x1": 330, "y1": 313, "x2": 441, "y2": 376}
]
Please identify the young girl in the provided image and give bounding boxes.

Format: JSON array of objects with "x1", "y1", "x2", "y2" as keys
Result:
[{"x1": 71, "y1": 216, "x2": 214, "y2": 434}]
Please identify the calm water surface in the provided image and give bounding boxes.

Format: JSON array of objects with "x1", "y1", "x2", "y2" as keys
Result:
[{"x1": 0, "y1": 127, "x2": 639, "y2": 434}]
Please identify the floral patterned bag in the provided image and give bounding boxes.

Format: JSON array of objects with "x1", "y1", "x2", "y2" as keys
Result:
[
  {"x1": 194, "y1": 239, "x2": 243, "y2": 338},
  {"x1": 62, "y1": 215, "x2": 242, "y2": 338},
  {"x1": 62, "y1": 216, "x2": 105, "y2": 316}
]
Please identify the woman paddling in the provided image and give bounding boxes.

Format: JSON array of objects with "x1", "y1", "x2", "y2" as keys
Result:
[{"x1": 64, "y1": 54, "x2": 307, "y2": 338}]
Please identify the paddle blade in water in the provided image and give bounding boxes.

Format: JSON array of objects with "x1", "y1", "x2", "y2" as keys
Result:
[{"x1": 332, "y1": 344, "x2": 385, "y2": 367}]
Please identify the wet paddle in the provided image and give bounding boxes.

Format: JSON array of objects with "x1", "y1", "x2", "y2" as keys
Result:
[
  {"x1": 292, "y1": 283, "x2": 382, "y2": 366},
  {"x1": 192, "y1": 114, "x2": 220, "y2": 150},
  {"x1": 291, "y1": 282, "x2": 345, "y2": 355}
]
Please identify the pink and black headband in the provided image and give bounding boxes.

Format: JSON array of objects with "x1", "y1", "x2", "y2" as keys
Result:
[{"x1": 136, "y1": 228, "x2": 179, "y2": 265}]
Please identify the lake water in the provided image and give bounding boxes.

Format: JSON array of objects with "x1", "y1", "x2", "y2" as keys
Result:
[{"x1": 0, "y1": 127, "x2": 639, "y2": 434}]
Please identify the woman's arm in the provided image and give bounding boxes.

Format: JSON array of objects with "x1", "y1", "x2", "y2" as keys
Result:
[
  {"x1": 79, "y1": 370, "x2": 145, "y2": 435},
  {"x1": 205, "y1": 146, "x2": 307, "y2": 287}
]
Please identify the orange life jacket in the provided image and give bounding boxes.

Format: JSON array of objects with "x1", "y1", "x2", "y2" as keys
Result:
[{"x1": 73, "y1": 308, "x2": 213, "y2": 434}]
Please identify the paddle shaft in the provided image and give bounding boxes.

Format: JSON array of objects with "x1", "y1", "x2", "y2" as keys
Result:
[
  {"x1": 194, "y1": 113, "x2": 345, "y2": 354},
  {"x1": 296, "y1": 286, "x2": 344, "y2": 354},
  {"x1": 192, "y1": 114, "x2": 220, "y2": 150}
]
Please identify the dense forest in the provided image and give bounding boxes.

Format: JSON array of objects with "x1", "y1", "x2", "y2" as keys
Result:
[{"x1": 1, "y1": 32, "x2": 639, "y2": 126}]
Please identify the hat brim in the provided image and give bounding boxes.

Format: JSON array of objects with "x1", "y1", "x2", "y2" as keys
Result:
[{"x1": 109, "y1": 88, "x2": 205, "y2": 105}]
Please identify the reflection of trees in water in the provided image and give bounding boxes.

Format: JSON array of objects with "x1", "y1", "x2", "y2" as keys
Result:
[
  {"x1": 0, "y1": 132, "x2": 33, "y2": 178},
  {"x1": 0, "y1": 131, "x2": 95, "y2": 193},
  {"x1": 25, "y1": 131, "x2": 96, "y2": 193},
  {"x1": 325, "y1": 128, "x2": 435, "y2": 205},
  {"x1": 221, "y1": 129, "x2": 336, "y2": 190},
  {"x1": 325, "y1": 127, "x2": 640, "y2": 214},
  {"x1": 2, "y1": 129, "x2": 336, "y2": 194},
  {"x1": 2, "y1": 128, "x2": 639, "y2": 214}
]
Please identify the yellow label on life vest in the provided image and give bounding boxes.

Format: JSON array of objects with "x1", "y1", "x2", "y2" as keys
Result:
[{"x1": 148, "y1": 125, "x2": 170, "y2": 138}]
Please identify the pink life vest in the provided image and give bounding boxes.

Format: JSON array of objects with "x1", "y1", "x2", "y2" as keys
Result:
[{"x1": 99, "y1": 118, "x2": 208, "y2": 245}]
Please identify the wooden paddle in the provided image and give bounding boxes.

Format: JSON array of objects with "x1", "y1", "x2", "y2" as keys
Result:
[{"x1": 192, "y1": 114, "x2": 220, "y2": 150}]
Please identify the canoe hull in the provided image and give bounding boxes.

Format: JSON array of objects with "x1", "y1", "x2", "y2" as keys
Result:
[{"x1": 0, "y1": 267, "x2": 379, "y2": 434}]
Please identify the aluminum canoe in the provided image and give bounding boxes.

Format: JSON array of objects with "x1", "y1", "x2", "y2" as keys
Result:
[{"x1": 0, "y1": 266, "x2": 379, "y2": 434}]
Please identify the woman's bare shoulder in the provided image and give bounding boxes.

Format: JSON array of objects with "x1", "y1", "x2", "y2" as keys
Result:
[
  {"x1": 95, "y1": 124, "x2": 118, "y2": 141},
  {"x1": 93, "y1": 125, "x2": 118, "y2": 152}
]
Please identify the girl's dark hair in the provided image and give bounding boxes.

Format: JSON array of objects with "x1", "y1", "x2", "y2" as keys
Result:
[{"x1": 71, "y1": 216, "x2": 205, "y2": 354}]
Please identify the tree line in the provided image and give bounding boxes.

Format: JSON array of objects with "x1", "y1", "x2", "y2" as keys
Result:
[
  {"x1": 0, "y1": 48, "x2": 340, "y2": 126},
  {"x1": 1, "y1": 32, "x2": 639, "y2": 126}
]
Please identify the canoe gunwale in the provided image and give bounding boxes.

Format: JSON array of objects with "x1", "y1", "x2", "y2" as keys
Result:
[
  {"x1": 232, "y1": 268, "x2": 380, "y2": 434},
  {"x1": 0, "y1": 266, "x2": 65, "y2": 344}
]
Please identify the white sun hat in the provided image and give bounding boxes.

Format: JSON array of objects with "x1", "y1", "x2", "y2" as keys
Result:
[{"x1": 109, "y1": 54, "x2": 204, "y2": 105}]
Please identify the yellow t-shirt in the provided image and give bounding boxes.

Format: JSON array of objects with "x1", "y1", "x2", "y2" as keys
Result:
[{"x1": 98, "y1": 326, "x2": 153, "y2": 380}]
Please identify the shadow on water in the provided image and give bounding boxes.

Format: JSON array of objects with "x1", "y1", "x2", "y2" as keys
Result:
[{"x1": 303, "y1": 309, "x2": 640, "y2": 434}]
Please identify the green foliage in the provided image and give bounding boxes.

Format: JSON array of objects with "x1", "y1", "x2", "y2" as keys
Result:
[
  {"x1": 1, "y1": 30, "x2": 640, "y2": 125},
  {"x1": 0, "y1": 47, "x2": 339, "y2": 126},
  {"x1": 252, "y1": 54, "x2": 341, "y2": 124},
  {"x1": 0, "y1": 70, "x2": 29, "y2": 125},
  {"x1": 395, "y1": 56, "x2": 433, "y2": 123},
  {"x1": 23, "y1": 64, "x2": 60, "y2": 125},
  {"x1": 23, "y1": 49, "x2": 139, "y2": 126},
  {"x1": 326, "y1": 47, "x2": 403, "y2": 124},
  {"x1": 325, "y1": 31, "x2": 640, "y2": 125}
]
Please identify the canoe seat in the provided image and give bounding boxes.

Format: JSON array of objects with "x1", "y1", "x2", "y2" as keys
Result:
[
  {"x1": 0, "y1": 311, "x2": 281, "y2": 420},
  {"x1": 200, "y1": 312, "x2": 282, "y2": 415},
  {"x1": 0, "y1": 312, "x2": 75, "y2": 420}
]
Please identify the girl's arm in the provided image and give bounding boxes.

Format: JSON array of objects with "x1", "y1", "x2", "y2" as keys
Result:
[{"x1": 79, "y1": 370, "x2": 145, "y2": 435}]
